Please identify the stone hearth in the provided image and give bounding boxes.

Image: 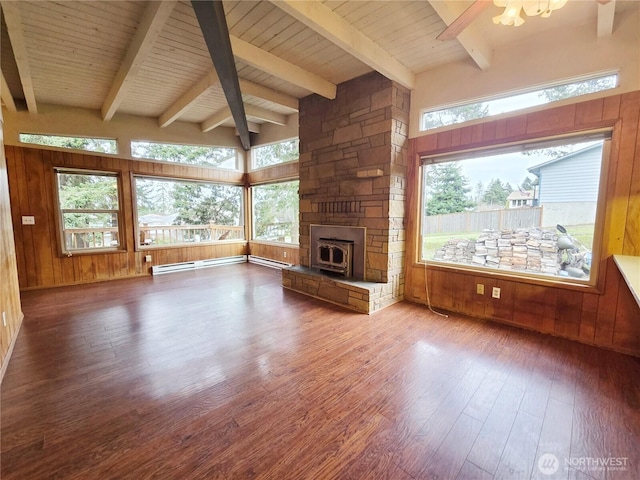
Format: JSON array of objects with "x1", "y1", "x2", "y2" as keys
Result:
[{"x1": 282, "y1": 72, "x2": 410, "y2": 314}]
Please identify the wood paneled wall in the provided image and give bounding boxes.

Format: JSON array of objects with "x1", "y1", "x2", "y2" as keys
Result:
[
  {"x1": 5, "y1": 146, "x2": 248, "y2": 290},
  {"x1": 249, "y1": 241, "x2": 299, "y2": 265},
  {"x1": 405, "y1": 91, "x2": 640, "y2": 356},
  {"x1": 0, "y1": 114, "x2": 24, "y2": 380}
]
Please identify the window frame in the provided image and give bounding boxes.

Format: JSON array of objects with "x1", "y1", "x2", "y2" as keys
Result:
[
  {"x1": 130, "y1": 140, "x2": 239, "y2": 171},
  {"x1": 420, "y1": 71, "x2": 619, "y2": 133},
  {"x1": 250, "y1": 138, "x2": 300, "y2": 171},
  {"x1": 132, "y1": 174, "x2": 246, "y2": 250},
  {"x1": 417, "y1": 130, "x2": 612, "y2": 289},
  {"x1": 21, "y1": 133, "x2": 118, "y2": 154},
  {"x1": 250, "y1": 179, "x2": 300, "y2": 245},
  {"x1": 54, "y1": 168, "x2": 125, "y2": 256}
]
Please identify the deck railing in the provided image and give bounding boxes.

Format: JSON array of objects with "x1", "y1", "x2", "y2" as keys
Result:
[
  {"x1": 138, "y1": 224, "x2": 245, "y2": 246},
  {"x1": 64, "y1": 227, "x2": 120, "y2": 250},
  {"x1": 63, "y1": 224, "x2": 245, "y2": 250}
]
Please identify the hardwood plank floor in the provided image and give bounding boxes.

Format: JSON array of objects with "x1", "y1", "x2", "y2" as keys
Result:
[{"x1": 2, "y1": 263, "x2": 639, "y2": 479}]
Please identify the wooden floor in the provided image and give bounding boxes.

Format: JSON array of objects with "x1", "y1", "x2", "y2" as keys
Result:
[{"x1": 2, "y1": 264, "x2": 639, "y2": 479}]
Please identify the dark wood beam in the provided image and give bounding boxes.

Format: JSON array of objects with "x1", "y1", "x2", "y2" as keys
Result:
[{"x1": 191, "y1": 0, "x2": 250, "y2": 150}]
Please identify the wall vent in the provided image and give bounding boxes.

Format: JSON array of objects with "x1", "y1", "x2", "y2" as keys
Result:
[
  {"x1": 248, "y1": 255, "x2": 292, "y2": 270},
  {"x1": 151, "y1": 255, "x2": 247, "y2": 275}
]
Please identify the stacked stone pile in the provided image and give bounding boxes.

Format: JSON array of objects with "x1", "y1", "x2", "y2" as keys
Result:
[{"x1": 433, "y1": 228, "x2": 560, "y2": 274}]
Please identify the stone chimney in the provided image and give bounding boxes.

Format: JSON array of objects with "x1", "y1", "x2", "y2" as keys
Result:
[{"x1": 283, "y1": 72, "x2": 410, "y2": 313}]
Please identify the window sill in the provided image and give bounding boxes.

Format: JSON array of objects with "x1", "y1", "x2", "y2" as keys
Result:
[
  {"x1": 249, "y1": 240, "x2": 299, "y2": 248},
  {"x1": 62, "y1": 248, "x2": 126, "y2": 256},
  {"x1": 138, "y1": 239, "x2": 247, "y2": 250},
  {"x1": 415, "y1": 260, "x2": 602, "y2": 294}
]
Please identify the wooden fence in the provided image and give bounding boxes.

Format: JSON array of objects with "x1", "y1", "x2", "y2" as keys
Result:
[{"x1": 423, "y1": 207, "x2": 543, "y2": 235}]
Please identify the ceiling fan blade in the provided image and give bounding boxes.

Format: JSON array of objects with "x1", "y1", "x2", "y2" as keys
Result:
[{"x1": 437, "y1": 0, "x2": 492, "y2": 41}]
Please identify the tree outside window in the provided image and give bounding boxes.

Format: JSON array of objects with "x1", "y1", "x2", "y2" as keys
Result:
[
  {"x1": 56, "y1": 170, "x2": 121, "y2": 252},
  {"x1": 252, "y1": 181, "x2": 299, "y2": 244}
]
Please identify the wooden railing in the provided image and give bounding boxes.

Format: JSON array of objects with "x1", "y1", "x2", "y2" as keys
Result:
[
  {"x1": 63, "y1": 224, "x2": 245, "y2": 250},
  {"x1": 139, "y1": 224, "x2": 245, "y2": 246},
  {"x1": 64, "y1": 227, "x2": 119, "y2": 250}
]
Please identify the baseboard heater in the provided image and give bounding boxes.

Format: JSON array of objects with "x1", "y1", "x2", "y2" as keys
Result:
[
  {"x1": 248, "y1": 255, "x2": 292, "y2": 270},
  {"x1": 151, "y1": 255, "x2": 247, "y2": 275}
]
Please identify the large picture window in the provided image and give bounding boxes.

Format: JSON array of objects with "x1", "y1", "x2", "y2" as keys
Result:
[
  {"x1": 135, "y1": 176, "x2": 244, "y2": 247},
  {"x1": 55, "y1": 169, "x2": 122, "y2": 253},
  {"x1": 252, "y1": 181, "x2": 299, "y2": 244},
  {"x1": 420, "y1": 133, "x2": 610, "y2": 283}
]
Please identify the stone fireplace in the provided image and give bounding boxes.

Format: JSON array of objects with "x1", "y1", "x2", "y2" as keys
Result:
[
  {"x1": 282, "y1": 72, "x2": 410, "y2": 313},
  {"x1": 310, "y1": 225, "x2": 365, "y2": 280}
]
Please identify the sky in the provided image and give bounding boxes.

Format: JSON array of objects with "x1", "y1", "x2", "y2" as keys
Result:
[{"x1": 458, "y1": 151, "x2": 541, "y2": 191}]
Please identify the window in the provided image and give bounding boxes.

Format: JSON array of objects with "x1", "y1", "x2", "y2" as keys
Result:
[
  {"x1": 420, "y1": 133, "x2": 610, "y2": 283},
  {"x1": 131, "y1": 141, "x2": 237, "y2": 170},
  {"x1": 251, "y1": 139, "x2": 299, "y2": 169},
  {"x1": 21, "y1": 133, "x2": 117, "y2": 154},
  {"x1": 421, "y1": 73, "x2": 618, "y2": 131},
  {"x1": 252, "y1": 181, "x2": 299, "y2": 244},
  {"x1": 55, "y1": 169, "x2": 122, "y2": 253},
  {"x1": 135, "y1": 176, "x2": 244, "y2": 247}
]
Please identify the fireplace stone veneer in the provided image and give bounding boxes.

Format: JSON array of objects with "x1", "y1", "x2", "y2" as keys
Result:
[{"x1": 282, "y1": 72, "x2": 410, "y2": 314}]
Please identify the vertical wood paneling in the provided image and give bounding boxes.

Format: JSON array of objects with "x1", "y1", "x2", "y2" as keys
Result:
[
  {"x1": 0, "y1": 116, "x2": 24, "y2": 380},
  {"x1": 406, "y1": 91, "x2": 640, "y2": 356},
  {"x1": 5, "y1": 146, "x2": 249, "y2": 289}
]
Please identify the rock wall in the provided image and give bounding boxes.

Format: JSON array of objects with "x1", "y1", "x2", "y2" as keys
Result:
[{"x1": 434, "y1": 228, "x2": 564, "y2": 275}]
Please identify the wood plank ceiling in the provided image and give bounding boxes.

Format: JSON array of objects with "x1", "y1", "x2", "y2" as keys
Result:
[{"x1": 0, "y1": 0, "x2": 628, "y2": 148}]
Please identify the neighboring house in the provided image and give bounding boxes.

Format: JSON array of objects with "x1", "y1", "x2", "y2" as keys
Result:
[
  {"x1": 528, "y1": 143, "x2": 603, "y2": 227},
  {"x1": 506, "y1": 189, "x2": 536, "y2": 208}
]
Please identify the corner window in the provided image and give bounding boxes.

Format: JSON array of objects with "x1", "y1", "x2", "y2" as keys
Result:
[
  {"x1": 22, "y1": 134, "x2": 117, "y2": 154},
  {"x1": 55, "y1": 169, "x2": 122, "y2": 253},
  {"x1": 421, "y1": 73, "x2": 618, "y2": 131},
  {"x1": 252, "y1": 180, "x2": 299, "y2": 244},
  {"x1": 251, "y1": 139, "x2": 299, "y2": 170},
  {"x1": 131, "y1": 141, "x2": 237, "y2": 170},
  {"x1": 134, "y1": 176, "x2": 244, "y2": 247},
  {"x1": 420, "y1": 132, "x2": 610, "y2": 284}
]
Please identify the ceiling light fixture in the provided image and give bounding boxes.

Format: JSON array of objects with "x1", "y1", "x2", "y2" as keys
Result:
[{"x1": 493, "y1": 0, "x2": 568, "y2": 26}]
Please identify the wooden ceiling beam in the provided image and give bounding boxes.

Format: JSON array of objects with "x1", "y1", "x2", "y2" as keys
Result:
[
  {"x1": 238, "y1": 79, "x2": 298, "y2": 111},
  {"x1": 244, "y1": 105, "x2": 288, "y2": 126},
  {"x1": 270, "y1": 0, "x2": 415, "y2": 90},
  {"x1": 597, "y1": 0, "x2": 616, "y2": 37},
  {"x1": 242, "y1": 122, "x2": 261, "y2": 135},
  {"x1": 436, "y1": 0, "x2": 492, "y2": 41},
  {"x1": 192, "y1": 0, "x2": 250, "y2": 150},
  {"x1": 428, "y1": 0, "x2": 492, "y2": 71},
  {"x1": 159, "y1": 69, "x2": 219, "y2": 127},
  {"x1": 1, "y1": 2, "x2": 37, "y2": 113},
  {"x1": 1, "y1": 71, "x2": 17, "y2": 113},
  {"x1": 101, "y1": 1, "x2": 176, "y2": 121},
  {"x1": 201, "y1": 106, "x2": 232, "y2": 133},
  {"x1": 230, "y1": 35, "x2": 336, "y2": 100}
]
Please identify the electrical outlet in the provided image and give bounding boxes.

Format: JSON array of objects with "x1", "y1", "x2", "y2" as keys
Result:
[
  {"x1": 492, "y1": 287, "x2": 501, "y2": 299},
  {"x1": 22, "y1": 215, "x2": 35, "y2": 225},
  {"x1": 476, "y1": 283, "x2": 484, "y2": 295},
  {"x1": 145, "y1": 254, "x2": 152, "y2": 263},
  {"x1": 283, "y1": 251, "x2": 287, "y2": 258},
  {"x1": 2, "y1": 312, "x2": 6, "y2": 327}
]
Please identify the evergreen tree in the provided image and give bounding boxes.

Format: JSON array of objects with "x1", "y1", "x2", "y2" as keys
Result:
[
  {"x1": 423, "y1": 163, "x2": 474, "y2": 215},
  {"x1": 482, "y1": 178, "x2": 512, "y2": 206},
  {"x1": 423, "y1": 103, "x2": 490, "y2": 130},
  {"x1": 521, "y1": 176, "x2": 534, "y2": 191}
]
